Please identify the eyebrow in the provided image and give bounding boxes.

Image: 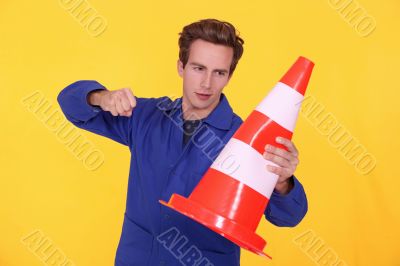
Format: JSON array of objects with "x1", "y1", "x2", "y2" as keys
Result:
[{"x1": 189, "y1": 62, "x2": 229, "y2": 73}]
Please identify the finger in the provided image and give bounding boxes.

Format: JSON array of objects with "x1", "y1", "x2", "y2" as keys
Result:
[
  {"x1": 120, "y1": 95, "x2": 132, "y2": 112},
  {"x1": 123, "y1": 88, "x2": 136, "y2": 108},
  {"x1": 276, "y1": 137, "x2": 299, "y2": 156},
  {"x1": 109, "y1": 106, "x2": 118, "y2": 116},
  {"x1": 114, "y1": 97, "x2": 125, "y2": 115},
  {"x1": 121, "y1": 110, "x2": 132, "y2": 117},
  {"x1": 263, "y1": 152, "x2": 291, "y2": 168},
  {"x1": 117, "y1": 97, "x2": 127, "y2": 114},
  {"x1": 266, "y1": 165, "x2": 290, "y2": 177},
  {"x1": 265, "y1": 144, "x2": 293, "y2": 161}
]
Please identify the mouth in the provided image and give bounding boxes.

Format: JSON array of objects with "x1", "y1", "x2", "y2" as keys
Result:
[{"x1": 195, "y1": 92, "x2": 212, "y2": 101}]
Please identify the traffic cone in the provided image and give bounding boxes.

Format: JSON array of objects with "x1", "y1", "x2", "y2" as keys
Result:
[{"x1": 160, "y1": 56, "x2": 314, "y2": 259}]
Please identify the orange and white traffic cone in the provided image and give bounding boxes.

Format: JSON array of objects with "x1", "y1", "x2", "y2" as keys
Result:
[{"x1": 160, "y1": 56, "x2": 315, "y2": 259}]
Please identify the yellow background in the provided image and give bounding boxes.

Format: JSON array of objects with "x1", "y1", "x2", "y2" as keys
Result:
[{"x1": 1, "y1": 0, "x2": 399, "y2": 265}]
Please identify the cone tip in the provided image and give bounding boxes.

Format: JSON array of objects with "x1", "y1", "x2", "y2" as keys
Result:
[
  {"x1": 279, "y1": 56, "x2": 315, "y2": 96},
  {"x1": 298, "y1": 56, "x2": 315, "y2": 67}
]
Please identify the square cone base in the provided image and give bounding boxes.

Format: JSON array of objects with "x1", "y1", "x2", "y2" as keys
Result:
[{"x1": 159, "y1": 194, "x2": 272, "y2": 259}]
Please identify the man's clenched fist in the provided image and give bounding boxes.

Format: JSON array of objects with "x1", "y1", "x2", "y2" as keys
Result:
[{"x1": 88, "y1": 88, "x2": 136, "y2": 117}]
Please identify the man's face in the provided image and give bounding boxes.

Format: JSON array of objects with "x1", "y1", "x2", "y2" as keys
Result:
[{"x1": 177, "y1": 39, "x2": 233, "y2": 119}]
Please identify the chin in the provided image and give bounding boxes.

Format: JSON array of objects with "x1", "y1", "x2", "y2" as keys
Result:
[{"x1": 192, "y1": 102, "x2": 210, "y2": 111}]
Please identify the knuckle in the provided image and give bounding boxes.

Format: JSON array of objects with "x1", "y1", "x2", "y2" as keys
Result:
[{"x1": 277, "y1": 149, "x2": 285, "y2": 156}]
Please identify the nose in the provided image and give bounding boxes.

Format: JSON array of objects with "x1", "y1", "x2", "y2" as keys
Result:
[{"x1": 200, "y1": 71, "x2": 212, "y2": 89}]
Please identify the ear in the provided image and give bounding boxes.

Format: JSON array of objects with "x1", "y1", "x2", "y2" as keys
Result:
[{"x1": 177, "y1": 60, "x2": 184, "y2": 77}]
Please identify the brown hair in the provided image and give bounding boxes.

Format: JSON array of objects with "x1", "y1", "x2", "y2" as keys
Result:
[{"x1": 178, "y1": 18, "x2": 244, "y2": 76}]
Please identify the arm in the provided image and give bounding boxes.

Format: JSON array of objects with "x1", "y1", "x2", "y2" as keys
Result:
[
  {"x1": 265, "y1": 175, "x2": 308, "y2": 227},
  {"x1": 57, "y1": 80, "x2": 137, "y2": 146},
  {"x1": 263, "y1": 137, "x2": 308, "y2": 226}
]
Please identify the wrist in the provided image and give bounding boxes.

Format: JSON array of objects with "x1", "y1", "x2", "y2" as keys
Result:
[
  {"x1": 88, "y1": 89, "x2": 107, "y2": 106},
  {"x1": 274, "y1": 176, "x2": 294, "y2": 195}
]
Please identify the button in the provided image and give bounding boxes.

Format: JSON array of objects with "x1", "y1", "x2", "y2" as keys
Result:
[
  {"x1": 159, "y1": 260, "x2": 166, "y2": 265},
  {"x1": 163, "y1": 214, "x2": 170, "y2": 220}
]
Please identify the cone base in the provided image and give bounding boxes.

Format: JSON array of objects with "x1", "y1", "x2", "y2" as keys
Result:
[{"x1": 159, "y1": 194, "x2": 272, "y2": 259}]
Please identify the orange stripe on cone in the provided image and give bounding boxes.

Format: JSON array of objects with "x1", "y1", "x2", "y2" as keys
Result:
[
  {"x1": 190, "y1": 168, "x2": 269, "y2": 232},
  {"x1": 280, "y1": 56, "x2": 314, "y2": 96},
  {"x1": 234, "y1": 110, "x2": 293, "y2": 154}
]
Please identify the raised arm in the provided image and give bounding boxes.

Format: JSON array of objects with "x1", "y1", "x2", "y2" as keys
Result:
[{"x1": 57, "y1": 80, "x2": 137, "y2": 146}]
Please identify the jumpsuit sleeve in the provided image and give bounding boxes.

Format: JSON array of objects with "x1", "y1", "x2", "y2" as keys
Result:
[
  {"x1": 264, "y1": 175, "x2": 308, "y2": 227},
  {"x1": 57, "y1": 80, "x2": 148, "y2": 147}
]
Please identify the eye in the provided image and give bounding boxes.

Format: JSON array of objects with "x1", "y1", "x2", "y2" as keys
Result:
[
  {"x1": 216, "y1": 71, "x2": 226, "y2": 76},
  {"x1": 193, "y1": 66, "x2": 204, "y2": 71}
]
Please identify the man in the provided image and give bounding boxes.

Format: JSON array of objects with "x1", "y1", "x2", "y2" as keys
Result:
[{"x1": 58, "y1": 18, "x2": 307, "y2": 266}]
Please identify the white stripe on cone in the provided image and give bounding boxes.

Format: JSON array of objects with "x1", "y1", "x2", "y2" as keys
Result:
[
  {"x1": 255, "y1": 82, "x2": 304, "y2": 132},
  {"x1": 211, "y1": 138, "x2": 279, "y2": 198}
]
